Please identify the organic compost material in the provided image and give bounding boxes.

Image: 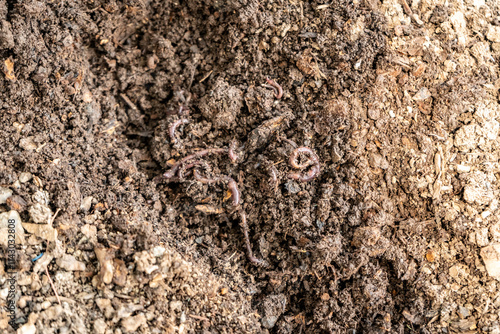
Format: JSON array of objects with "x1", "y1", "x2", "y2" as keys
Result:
[{"x1": 1, "y1": 0, "x2": 500, "y2": 333}]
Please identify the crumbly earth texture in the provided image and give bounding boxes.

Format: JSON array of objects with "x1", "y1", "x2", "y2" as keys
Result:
[{"x1": 1, "y1": 0, "x2": 500, "y2": 333}]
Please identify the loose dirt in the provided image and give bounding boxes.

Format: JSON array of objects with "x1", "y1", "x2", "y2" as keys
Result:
[{"x1": 1, "y1": 0, "x2": 500, "y2": 333}]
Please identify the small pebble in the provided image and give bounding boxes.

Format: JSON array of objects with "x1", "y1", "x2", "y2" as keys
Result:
[
  {"x1": 413, "y1": 87, "x2": 431, "y2": 101},
  {"x1": 0, "y1": 187, "x2": 13, "y2": 204},
  {"x1": 95, "y1": 246, "x2": 115, "y2": 284},
  {"x1": 7, "y1": 195, "x2": 27, "y2": 211},
  {"x1": 121, "y1": 313, "x2": 146, "y2": 333},
  {"x1": 29, "y1": 203, "x2": 53, "y2": 224},
  {"x1": 456, "y1": 164, "x2": 471, "y2": 173},
  {"x1": 93, "y1": 318, "x2": 107, "y2": 334},
  {"x1": 19, "y1": 137, "x2": 37, "y2": 151},
  {"x1": 44, "y1": 305, "x2": 63, "y2": 320},
  {"x1": 486, "y1": 25, "x2": 500, "y2": 43},
  {"x1": 19, "y1": 172, "x2": 33, "y2": 183},
  {"x1": 152, "y1": 246, "x2": 166, "y2": 257},
  {"x1": 18, "y1": 296, "x2": 31, "y2": 309},
  {"x1": 17, "y1": 324, "x2": 36, "y2": 334},
  {"x1": 56, "y1": 254, "x2": 86, "y2": 271},
  {"x1": 170, "y1": 300, "x2": 183, "y2": 312},
  {"x1": 367, "y1": 108, "x2": 380, "y2": 120},
  {"x1": 285, "y1": 181, "x2": 300, "y2": 194},
  {"x1": 80, "y1": 196, "x2": 93, "y2": 212},
  {"x1": 481, "y1": 244, "x2": 500, "y2": 280},
  {"x1": 22, "y1": 223, "x2": 57, "y2": 242},
  {"x1": 261, "y1": 315, "x2": 279, "y2": 329},
  {"x1": 458, "y1": 305, "x2": 470, "y2": 319}
]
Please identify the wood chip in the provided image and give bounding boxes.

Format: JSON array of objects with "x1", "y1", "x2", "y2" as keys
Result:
[
  {"x1": 3, "y1": 58, "x2": 15, "y2": 81},
  {"x1": 195, "y1": 205, "x2": 224, "y2": 214}
]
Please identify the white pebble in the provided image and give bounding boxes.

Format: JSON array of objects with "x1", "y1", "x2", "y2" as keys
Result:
[
  {"x1": 0, "y1": 187, "x2": 13, "y2": 204},
  {"x1": 19, "y1": 172, "x2": 32, "y2": 183},
  {"x1": 481, "y1": 244, "x2": 500, "y2": 280}
]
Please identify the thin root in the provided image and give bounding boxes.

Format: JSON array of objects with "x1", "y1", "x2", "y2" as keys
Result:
[{"x1": 45, "y1": 266, "x2": 62, "y2": 305}]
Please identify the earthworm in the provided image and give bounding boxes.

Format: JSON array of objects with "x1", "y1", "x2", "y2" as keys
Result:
[
  {"x1": 178, "y1": 106, "x2": 190, "y2": 115},
  {"x1": 193, "y1": 169, "x2": 218, "y2": 184},
  {"x1": 176, "y1": 90, "x2": 189, "y2": 104},
  {"x1": 228, "y1": 140, "x2": 239, "y2": 163},
  {"x1": 178, "y1": 160, "x2": 207, "y2": 179},
  {"x1": 262, "y1": 77, "x2": 283, "y2": 99},
  {"x1": 169, "y1": 119, "x2": 190, "y2": 143},
  {"x1": 288, "y1": 147, "x2": 321, "y2": 182},
  {"x1": 240, "y1": 210, "x2": 265, "y2": 266},
  {"x1": 193, "y1": 171, "x2": 240, "y2": 206},
  {"x1": 268, "y1": 165, "x2": 279, "y2": 191},
  {"x1": 289, "y1": 146, "x2": 317, "y2": 169},
  {"x1": 280, "y1": 136, "x2": 298, "y2": 148},
  {"x1": 289, "y1": 164, "x2": 320, "y2": 182},
  {"x1": 163, "y1": 148, "x2": 227, "y2": 179},
  {"x1": 225, "y1": 176, "x2": 240, "y2": 206}
]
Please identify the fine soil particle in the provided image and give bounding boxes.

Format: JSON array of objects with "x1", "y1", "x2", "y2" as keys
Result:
[{"x1": 1, "y1": 0, "x2": 500, "y2": 333}]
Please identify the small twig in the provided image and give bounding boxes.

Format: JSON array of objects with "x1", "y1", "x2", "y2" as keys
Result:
[
  {"x1": 399, "y1": 0, "x2": 423, "y2": 26},
  {"x1": 226, "y1": 251, "x2": 237, "y2": 262},
  {"x1": 120, "y1": 93, "x2": 138, "y2": 110},
  {"x1": 199, "y1": 70, "x2": 213, "y2": 83},
  {"x1": 399, "y1": 0, "x2": 412, "y2": 15},
  {"x1": 43, "y1": 208, "x2": 62, "y2": 305},
  {"x1": 45, "y1": 266, "x2": 61, "y2": 305}
]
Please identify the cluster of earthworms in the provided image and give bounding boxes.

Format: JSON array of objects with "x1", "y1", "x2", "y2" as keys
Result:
[
  {"x1": 161, "y1": 146, "x2": 265, "y2": 265},
  {"x1": 162, "y1": 79, "x2": 321, "y2": 266}
]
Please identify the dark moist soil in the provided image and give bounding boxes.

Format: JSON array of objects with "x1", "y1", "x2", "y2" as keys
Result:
[{"x1": 2, "y1": 0, "x2": 500, "y2": 333}]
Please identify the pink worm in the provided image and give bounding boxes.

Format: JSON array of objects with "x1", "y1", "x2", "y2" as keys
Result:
[
  {"x1": 240, "y1": 210, "x2": 265, "y2": 266},
  {"x1": 163, "y1": 148, "x2": 227, "y2": 179},
  {"x1": 168, "y1": 119, "x2": 190, "y2": 143},
  {"x1": 228, "y1": 140, "x2": 239, "y2": 163},
  {"x1": 263, "y1": 77, "x2": 283, "y2": 99},
  {"x1": 288, "y1": 147, "x2": 320, "y2": 182},
  {"x1": 193, "y1": 170, "x2": 240, "y2": 206}
]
